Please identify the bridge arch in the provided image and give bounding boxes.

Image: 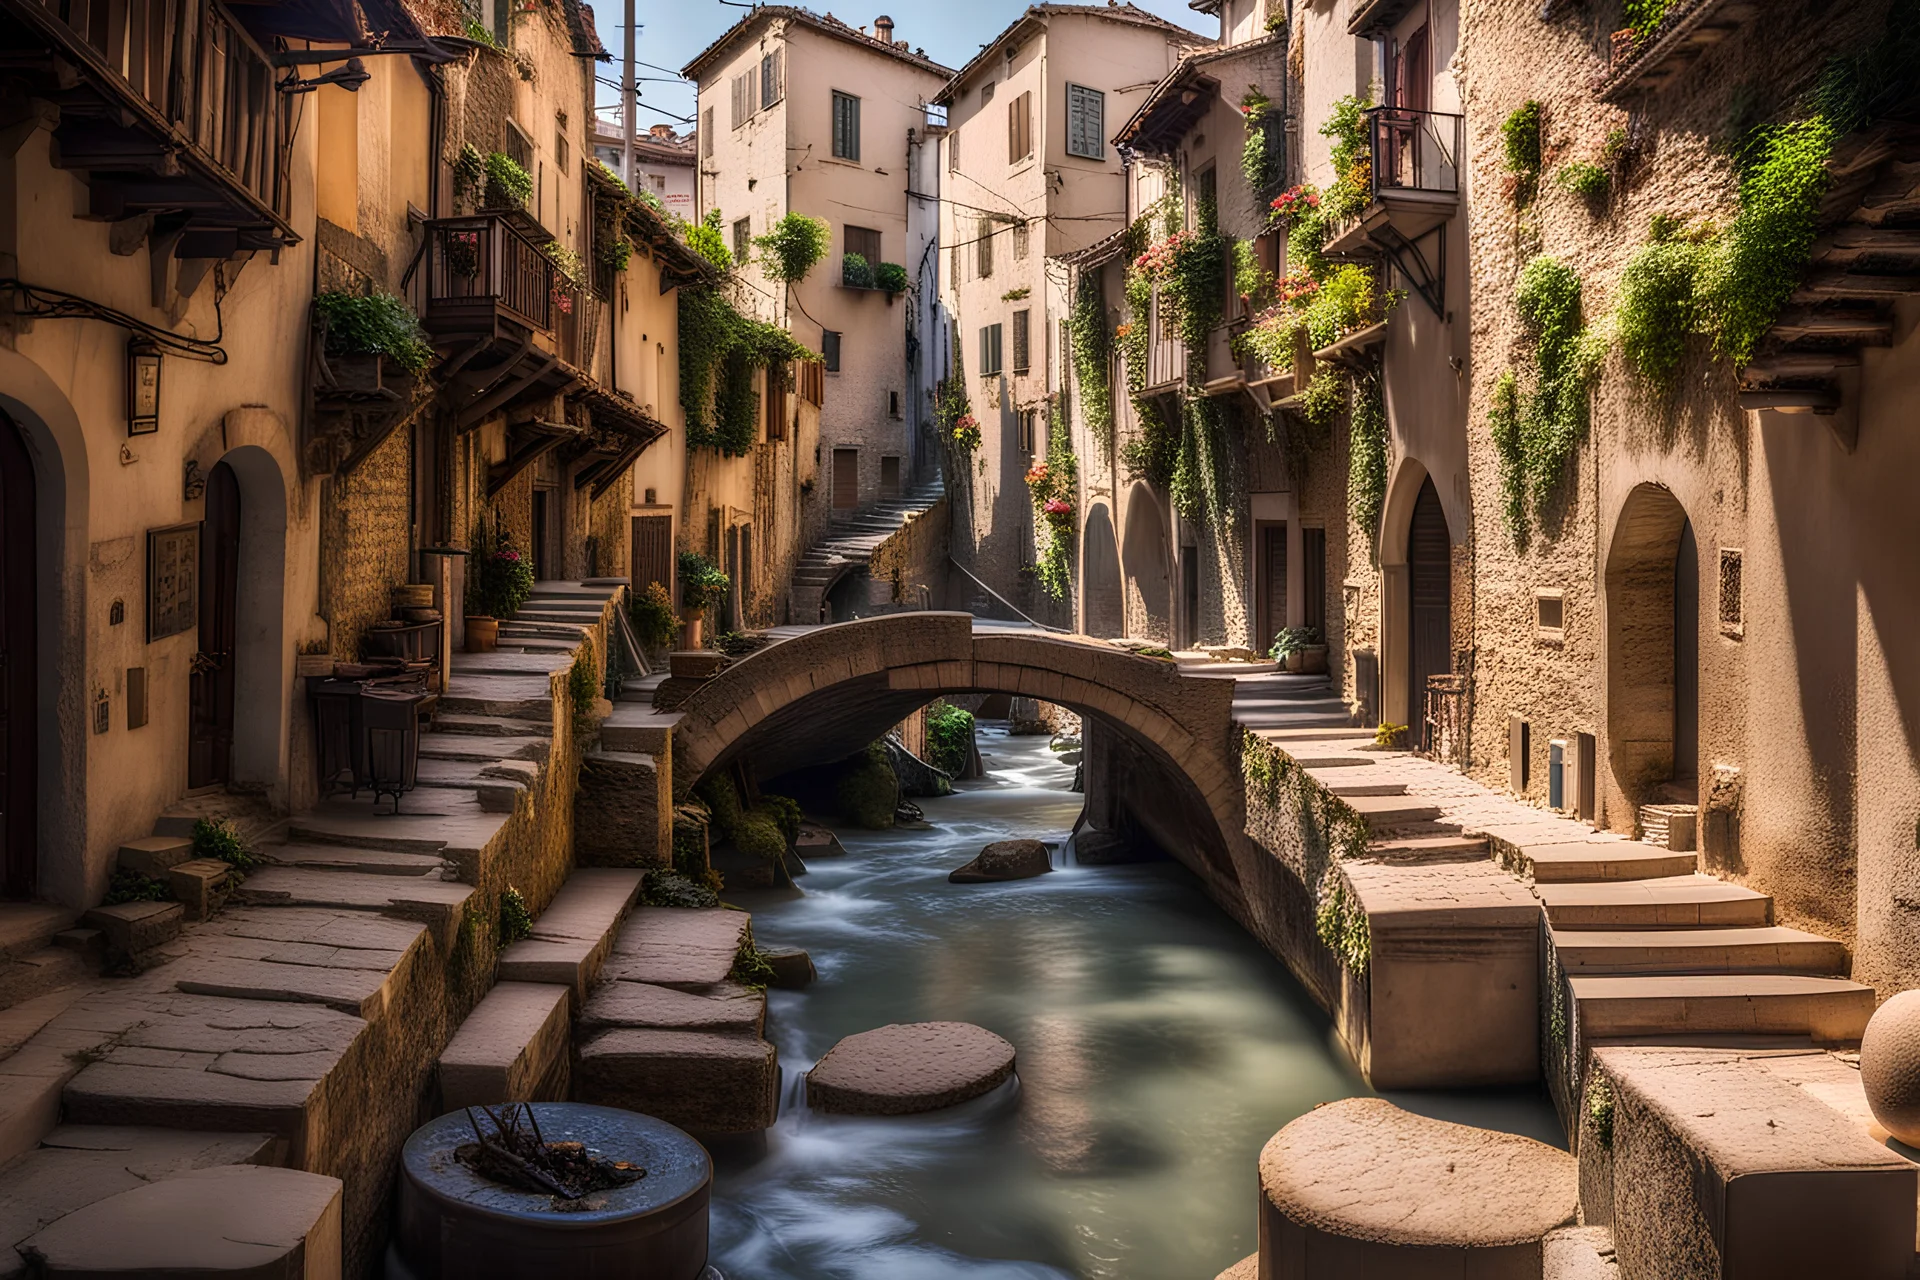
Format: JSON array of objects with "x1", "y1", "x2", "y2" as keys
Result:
[{"x1": 670, "y1": 613, "x2": 1245, "y2": 893}]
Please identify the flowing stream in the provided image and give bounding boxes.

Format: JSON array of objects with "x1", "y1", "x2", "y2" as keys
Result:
[{"x1": 709, "y1": 724, "x2": 1561, "y2": 1279}]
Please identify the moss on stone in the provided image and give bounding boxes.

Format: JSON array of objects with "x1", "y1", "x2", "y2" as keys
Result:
[
  {"x1": 834, "y1": 741, "x2": 899, "y2": 830},
  {"x1": 1585, "y1": 1071, "x2": 1615, "y2": 1151}
]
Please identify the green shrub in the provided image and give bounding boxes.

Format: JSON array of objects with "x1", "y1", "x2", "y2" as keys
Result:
[
  {"x1": 677, "y1": 551, "x2": 730, "y2": 611},
  {"x1": 482, "y1": 151, "x2": 532, "y2": 209},
  {"x1": 1374, "y1": 722, "x2": 1408, "y2": 747},
  {"x1": 1556, "y1": 160, "x2": 1609, "y2": 203},
  {"x1": 463, "y1": 17, "x2": 496, "y2": 45},
  {"x1": 834, "y1": 741, "x2": 899, "y2": 829},
  {"x1": 315, "y1": 291, "x2": 434, "y2": 373},
  {"x1": 1269, "y1": 627, "x2": 1321, "y2": 661},
  {"x1": 1623, "y1": 0, "x2": 1673, "y2": 40},
  {"x1": 192, "y1": 817, "x2": 256, "y2": 871},
  {"x1": 925, "y1": 700, "x2": 976, "y2": 778},
  {"x1": 643, "y1": 870, "x2": 719, "y2": 908},
  {"x1": 629, "y1": 581, "x2": 678, "y2": 651},
  {"x1": 755, "y1": 212, "x2": 831, "y2": 283},
  {"x1": 104, "y1": 868, "x2": 170, "y2": 905},
  {"x1": 568, "y1": 648, "x2": 600, "y2": 723},
  {"x1": 498, "y1": 886, "x2": 533, "y2": 944},
  {"x1": 696, "y1": 777, "x2": 796, "y2": 863},
  {"x1": 1502, "y1": 101, "x2": 1543, "y2": 205},
  {"x1": 841, "y1": 253, "x2": 875, "y2": 288},
  {"x1": 875, "y1": 261, "x2": 909, "y2": 294},
  {"x1": 761, "y1": 794, "x2": 803, "y2": 845},
  {"x1": 729, "y1": 926, "x2": 776, "y2": 988}
]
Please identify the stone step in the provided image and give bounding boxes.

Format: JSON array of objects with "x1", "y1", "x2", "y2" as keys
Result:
[
  {"x1": 0, "y1": 1125, "x2": 283, "y2": 1279},
  {"x1": 0, "y1": 904, "x2": 78, "y2": 961},
  {"x1": 499, "y1": 638, "x2": 576, "y2": 653},
  {"x1": 427, "y1": 713, "x2": 549, "y2": 738},
  {"x1": 573, "y1": 1028, "x2": 777, "y2": 1136},
  {"x1": 579, "y1": 981, "x2": 765, "y2": 1036},
  {"x1": 1552, "y1": 926, "x2": 1849, "y2": 976},
  {"x1": 601, "y1": 908, "x2": 750, "y2": 991},
  {"x1": 1583, "y1": 1046, "x2": 1916, "y2": 1276},
  {"x1": 1344, "y1": 793, "x2": 1445, "y2": 829},
  {"x1": 165, "y1": 906, "x2": 431, "y2": 1020},
  {"x1": 1568, "y1": 973, "x2": 1876, "y2": 1041},
  {"x1": 436, "y1": 981, "x2": 572, "y2": 1113},
  {"x1": 1543, "y1": 1226, "x2": 1618, "y2": 1280},
  {"x1": 1537, "y1": 875, "x2": 1772, "y2": 930},
  {"x1": 113, "y1": 837, "x2": 196, "y2": 879},
  {"x1": 417, "y1": 734, "x2": 550, "y2": 765},
  {"x1": 80, "y1": 901, "x2": 182, "y2": 956},
  {"x1": 1306, "y1": 768, "x2": 1407, "y2": 797},
  {"x1": 1365, "y1": 832, "x2": 1491, "y2": 862},
  {"x1": 258, "y1": 842, "x2": 453, "y2": 877},
  {"x1": 1638, "y1": 803, "x2": 1699, "y2": 852},
  {"x1": 284, "y1": 818, "x2": 450, "y2": 856},
  {"x1": 435, "y1": 689, "x2": 553, "y2": 722},
  {"x1": 497, "y1": 868, "x2": 646, "y2": 1002},
  {"x1": 231, "y1": 867, "x2": 474, "y2": 943},
  {"x1": 1515, "y1": 840, "x2": 1697, "y2": 883}
]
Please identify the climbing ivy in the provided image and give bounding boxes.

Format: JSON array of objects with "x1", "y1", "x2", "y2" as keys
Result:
[
  {"x1": 1240, "y1": 89, "x2": 1281, "y2": 204},
  {"x1": 1347, "y1": 368, "x2": 1387, "y2": 542},
  {"x1": 1615, "y1": 217, "x2": 1707, "y2": 392},
  {"x1": 1488, "y1": 368, "x2": 1525, "y2": 544},
  {"x1": 1514, "y1": 255, "x2": 1602, "y2": 516},
  {"x1": 1315, "y1": 872, "x2": 1370, "y2": 977},
  {"x1": 683, "y1": 210, "x2": 733, "y2": 272},
  {"x1": 1502, "y1": 100, "x2": 1543, "y2": 207},
  {"x1": 1025, "y1": 398, "x2": 1079, "y2": 601},
  {"x1": 1068, "y1": 268, "x2": 1114, "y2": 453},
  {"x1": 678, "y1": 286, "x2": 818, "y2": 455}
]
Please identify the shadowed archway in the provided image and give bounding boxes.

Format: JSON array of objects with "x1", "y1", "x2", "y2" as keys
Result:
[{"x1": 1605, "y1": 482, "x2": 1698, "y2": 820}]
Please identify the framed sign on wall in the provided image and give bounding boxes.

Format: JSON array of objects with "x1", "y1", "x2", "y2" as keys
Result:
[{"x1": 147, "y1": 522, "x2": 200, "y2": 642}]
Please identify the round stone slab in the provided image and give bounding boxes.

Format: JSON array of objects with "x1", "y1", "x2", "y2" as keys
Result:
[
  {"x1": 1259, "y1": 1097, "x2": 1575, "y2": 1264},
  {"x1": 806, "y1": 1021, "x2": 1016, "y2": 1115}
]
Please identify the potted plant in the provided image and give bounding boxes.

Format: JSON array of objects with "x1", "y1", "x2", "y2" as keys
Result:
[
  {"x1": 677, "y1": 550, "x2": 730, "y2": 651},
  {"x1": 465, "y1": 519, "x2": 535, "y2": 652},
  {"x1": 1271, "y1": 626, "x2": 1328, "y2": 674},
  {"x1": 313, "y1": 290, "x2": 433, "y2": 399}
]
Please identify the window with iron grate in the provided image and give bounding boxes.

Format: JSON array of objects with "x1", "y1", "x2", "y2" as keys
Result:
[{"x1": 1718, "y1": 549, "x2": 1743, "y2": 637}]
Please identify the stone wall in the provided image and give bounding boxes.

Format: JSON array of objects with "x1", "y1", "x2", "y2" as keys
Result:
[{"x1": 319, "y1": 427, "x2": 413, "y2": 662}]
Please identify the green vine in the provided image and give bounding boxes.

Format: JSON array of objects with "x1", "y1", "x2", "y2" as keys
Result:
[
  {"x1": 453, "y1": 143, "x2": 486, "y2": 211},
  {"x1": 1622, "y1": 0, "x2": 1673, "y2": 41},
  {"x1": 1556, "y1": 160, "x2": 1609, "y2": 205},
  {"x1": 482, "y1": 151, "x2": 533, "y2": 210},
  {"x1": 1508, "y1": 256, "x2": 1602, "y2": 529},
  {"x1": 1585, "y1": 1070, "x2": 1616, "y2": 1151},
  {"x1": 936, "y1": 340, "x2": 978, "y2": 454},
  {"x1": 315, "y1": 290, "x2": 433, "y2": 373},
  {"x1": 1240, "y1": 89, "x2": 1281, "y2": 205},
  {"x1": 1615, "y1": 217, "x2": 1706, "y2": 392},
  {"x1": 1488, "y1": 368, "x2": 1525, "y2": 544},
  {"x1": 1315, "y1": 871, "x2": 1370, "y2": 977},
  {"x1": 684, "y1": 210, "x2": 733, "y2": 272},
  {"x1": 754, "y1": 212, "x2": 831, "y2": 283},
  {"x1": 678, "y1": 286, "x2": 817, "y2": 455},
  {"x1": 1068, "y1": 269, "x2": 1114, "y2": 453}
]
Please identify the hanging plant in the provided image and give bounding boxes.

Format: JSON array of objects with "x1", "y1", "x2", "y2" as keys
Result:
[
  {"x1": 754, "y1": 212, "x2": 831, "y2": 283},
  {"x1": 684, "y1": 210, "x2": 732, "y2": 272},
  {"x1": 1488, "y1": 368, "x2": 1525, "y2": 545},
  {"x1": 678, "y1": 284, "x2": 819, "y2": 455},
  {"x1": 1240, "y1": 89, "x2": 1280, "y2": 204},
  {"x1": 1494, "y1": 255, "x2": 1603, "y2": 538},
  {"x1": 1024, "y1": 402, "x2": 1079, "y2": 601},
  {"x1": 1320, "y1": 96, "x2": 1373, "y2": 226},
  {"x1": 1615, "y1": 216, "x2": 1707, "y2": 392},
  {"x1": 314, "y1": 290, "x2": 434, "y2": 373},
  {"x1": 482, "y1": 151, "x2": 533, "y2": 209},
  {"x1": 936, "y1": 341, "x2": 978, "y2": 453},
  {"x1": 1347, "y1": 368, "x2": 1387, "y2": 543}
]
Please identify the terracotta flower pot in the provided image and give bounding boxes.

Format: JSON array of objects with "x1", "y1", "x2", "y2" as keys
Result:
[
  {"x1": 464, "y1": 615, "x2": 498, "y2": 653},
  {"x1": 682, "y1": 606, "x2": 705, "y2": 650}
]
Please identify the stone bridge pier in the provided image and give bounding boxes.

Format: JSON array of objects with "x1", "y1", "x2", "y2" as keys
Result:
[{"x1": 663, "y1": 613, "x2": 1262, "y2": 918}]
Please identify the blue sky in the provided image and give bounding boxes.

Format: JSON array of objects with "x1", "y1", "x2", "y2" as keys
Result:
[{"x1": 589, "y1": 0, "x2": 1215, "y2": 128}]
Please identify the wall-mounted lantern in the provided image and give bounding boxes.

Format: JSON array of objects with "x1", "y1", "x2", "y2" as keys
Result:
[{"x1": 127, "y1": 338, "x2": 161, "y2": 435}]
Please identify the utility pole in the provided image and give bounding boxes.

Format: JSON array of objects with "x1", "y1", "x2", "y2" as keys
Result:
[{"x1": 620, "y1": 0, "x2": 636, "y2": 188}]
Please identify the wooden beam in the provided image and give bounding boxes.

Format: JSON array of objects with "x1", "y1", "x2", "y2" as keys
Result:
[{"x1": 456, "y1": 351, "x2": 558, "y2": 431}]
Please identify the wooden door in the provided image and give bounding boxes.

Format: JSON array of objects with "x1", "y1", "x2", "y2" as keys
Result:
[
  {"x1": 630, "y1": 514, "x2": 672, "y2": 594},
  {"x1": 1673, "y1": 517, "x2": 1699, "y2": 783},
  {"x1": 1407, "y1": 478, "x2": 1451, "y2": 748},
  {"x1": 1258, "y1": 522, "x2": 1287, "y2": 654},
  {"x1": 0, "y1": 412, "x2": 36, "y2": 897},
  {"x1": 530, "y1": 489, "x2": 551, "y2": 580},
  {"x1": 189, "y1": 461, "x2": 240, "y2": 790},
  {"x1": 832, "y1": 449, "x2": 859, "y2": 510},
  {"x1": 1302, "y1": 526, "x2": 1327, "y2": 637}
]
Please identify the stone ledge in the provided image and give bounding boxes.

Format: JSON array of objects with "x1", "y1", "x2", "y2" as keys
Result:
[{"x1": 436, "y1": 982, "x2": 571, "y2": 1113}]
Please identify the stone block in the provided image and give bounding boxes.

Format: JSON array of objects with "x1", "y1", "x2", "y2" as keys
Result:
[
  {"x1": 437, "y1": 981, "x2": 571, "y2": 1113},
  {"x1": 497, "y1": 868, "x2": 644, "y2": 1002},
  {"x1": 667, "y1": 651, "x2": 725, "y2": 681},
  {"x1": 20, "y1": 1163, "x2": 343, "y2": 1278},
  {"x1": 1342, "y1": 860, "x2": 1540, "y2": 1089},
  {"x1": 1258, "y1": 1097, "x2": 1576, "y2": 1278},
  {"x1": 602, "y1": 908, "x2": 748, "y2": 990},
  {"x1": 81, "y1": 902, "x2": 183, "y2": 955},
  {"x1": 575, "y1": 751, "x2": 671, "y2": 868},
  {"x1": 574, "y1": 1029, "x2": 777, "y2": 1134},
  {"x1": 167, "y1": 859, "x2": 232, "y2": 922},
  {"x1": 1584, "y1": 1046, "x2": 1916, "y2": 1280},
  {"x1": 115, "y1": 837, "x2": 195, "y2": 878}
]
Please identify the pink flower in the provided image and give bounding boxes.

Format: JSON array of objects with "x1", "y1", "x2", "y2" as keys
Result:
[
  {"x1": 1044, "y1": 498, "x2": 1072, "y2": 516},
  {"x1": 955, "y1": 413, "x2": 976, "y2": 430}
]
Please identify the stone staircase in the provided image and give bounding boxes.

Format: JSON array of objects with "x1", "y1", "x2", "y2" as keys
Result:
[
  {"x1": 0, "y1": 583, "x2": 634, "y2": 1276},
  {"x1": 789, "y1": 482, "x2": 944, "y2": 624}
]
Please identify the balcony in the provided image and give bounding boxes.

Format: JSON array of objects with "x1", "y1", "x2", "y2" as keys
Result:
[
  {"x1": 1594, "y1": 0, "x2": 1759, "y2": 104},
  {"x1": 422, "y1": 214, "x2": 561, "y2": 339},
  {"x1": 1324, "y1": 106, "x2": 1463, "y2": 316},
  {"x1": 1141, "y1": 286, "x2": 1187, "y2": 394},
  {"x1": 0, "y1": 0, "x2": 295, "y2": 252}
]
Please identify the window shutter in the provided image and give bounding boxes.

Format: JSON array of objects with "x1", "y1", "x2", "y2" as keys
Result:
[
  {"x1": 948, "y1": 126, "x2": 959, "y2": 172},
  {"x1": 701, "y1": 107, "x2": 714, "y2": 155},
  {"x1": 1067, "y1": 84, "x2": 1104, "y2": 160},
  {"x1": 832, "y1": 92, "x2": 861, "y2": 161},
  {"x1": 1013, "y1": 309, "x2": 1030, "y2": 373},
  {"x1": 1008, "y1": 96, "x2": 1018, "y2": 163},
  {"x1": 976, "y1": 218, "x2": 992, "y2": 278}
]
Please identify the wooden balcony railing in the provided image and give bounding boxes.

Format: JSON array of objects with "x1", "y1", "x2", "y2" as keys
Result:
[
  {"x1": 23, "y1": 0, "x2": 288, "y2": 218},
  {"x1": 1146, "y1": 286, "x2": 1187, "y2": 390},
  {"x1": 1367, "y1": 106, "x2": 1463, "y2": 200},
  {"x1": 422, "y1": 213, "x2": 557, "y2": 336}
]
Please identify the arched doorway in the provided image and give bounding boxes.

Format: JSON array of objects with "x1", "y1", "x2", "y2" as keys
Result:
[
  {"x1": 1406, "y1": 477, "x2": 1451, "y2": 749},
  {"x1": 1, "y1": 411, "x2": 37, "y2": 896},
  {"x1": 189, "y1": 460, "x2": 241, "y2": 789},
  {"x1": 1605, "y1": 483, "x2": 1697, "y2": 814},
  {"x1": 1082, "y1": 504, "x2": 1122, "y2": 638},
  {"x1": 1121, "y1": 485, "x2": 1171, "y2": 644}
]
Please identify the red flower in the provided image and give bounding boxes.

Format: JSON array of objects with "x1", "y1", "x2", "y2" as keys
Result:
[{"x1": 1044, "y1": 497, "x2": 1072, "y2": 516}]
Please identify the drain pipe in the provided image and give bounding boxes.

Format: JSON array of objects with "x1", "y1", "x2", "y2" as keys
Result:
[{"x1": 947, "y1": 558, "x2": 1071, "y2": 633}]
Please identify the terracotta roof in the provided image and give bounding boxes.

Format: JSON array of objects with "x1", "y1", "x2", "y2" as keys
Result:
[
  {"x1": 1112, "y1": 33, "x2": 1282, "y2": 150},
  {"x1": 1053, "y1": 224, "x2": 1130, "y2": 269},
  {"x1": 590, "y1": 124, "x2": 697, "y2": 165},
  {"x1": 681, "y1": 6, "x2": 952, "y2": 81},
  {"x1": 935, "y1": 4, "x2": 1212, "y2": 105}
]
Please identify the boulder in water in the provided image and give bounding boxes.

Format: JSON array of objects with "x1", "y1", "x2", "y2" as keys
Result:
[
  {"x1": 795, "y1": 820, "x2": 846, "y2": 857},
  {"x1": 949, "y1": 839, "x2": 1052, "y2": 883},
  {"x1": 806, "y1": 1021, "x2": 1015, "y2": 1115},
  {"x1": 763, "y1": 947, "x2": 815, "y2": 989}
]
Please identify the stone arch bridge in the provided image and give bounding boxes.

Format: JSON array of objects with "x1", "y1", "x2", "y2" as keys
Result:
[{"x1": 665, "y1": 612, "x2": 1254, "y2": 910}]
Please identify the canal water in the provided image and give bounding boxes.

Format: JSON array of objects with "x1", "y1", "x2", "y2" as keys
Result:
[{"x1": 710, "y1": 724, "x2": 1561, "y2": 1279}]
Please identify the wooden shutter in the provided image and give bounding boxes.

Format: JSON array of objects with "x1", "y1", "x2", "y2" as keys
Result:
[
  {"x1": 764, "y1": 368, "x2": 788, "y2": 440},
  {"x1": 846, "y1": 225, "x2": 882, "y2": 263},
  {"x1": 832, "y1": 448, "x2": 859, "y2": 509},
  {"x1": 731, "y1": 73, "x2": 750, "y2": 128},
  {"x1": 833, "y1": 92, "x2": 860, "y2": 160},
  {"x1": 761, "y1": 50, "x2": 784, "y2": 109},
  {"x1": 630, "y1": 514, "x2": 672, "y2": 594},
  {"x1": 975, "y1": 218, "x2": 992, "y2": 278},
  {"x1": 701, "y1": 107, "x2": 714, "y2": 155},
  {"x1": 1067, "y1": 84, "x2": 1103, "y2": 159},
  {"x1": 948, "y1": 125, "x2": 959, "y2": 171},
  {"x1": 1008, "y1": 91, "x2": 1031, "y2": 162},
  {"x1": 1012, "y1": 309, "x2": 1030, "y2": 373}
]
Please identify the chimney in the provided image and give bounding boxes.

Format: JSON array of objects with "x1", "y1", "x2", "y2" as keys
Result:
[
  {"x1": 650, "y1": 124, "x2": 672, "y2": 140},
  {"x1": 873, "y1": 14, "x2": 893, "y2": 43}
]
